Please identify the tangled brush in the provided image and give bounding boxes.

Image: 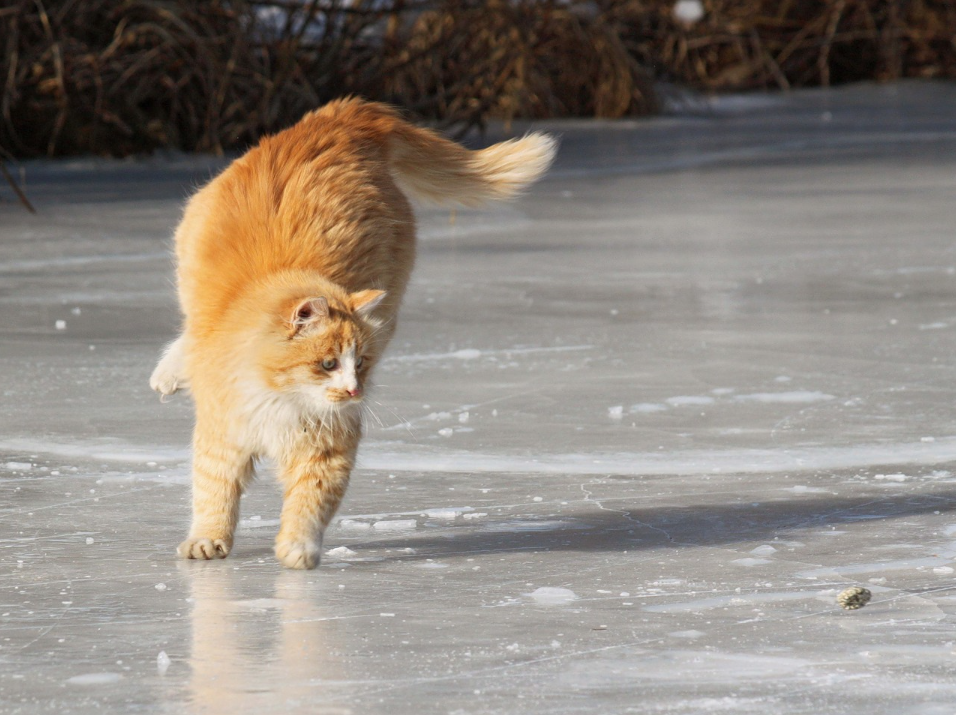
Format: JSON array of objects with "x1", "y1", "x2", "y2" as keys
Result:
[{"x1": 2, "y1": 0, "x2": 955, "y2": 158}]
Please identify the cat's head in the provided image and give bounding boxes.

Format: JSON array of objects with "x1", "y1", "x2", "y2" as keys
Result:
[{"x1": 262, "y1": 288, "x2": 386, "y2": 412}]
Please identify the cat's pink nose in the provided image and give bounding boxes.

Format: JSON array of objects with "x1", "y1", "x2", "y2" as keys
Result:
[{"x1": 348, "y1": 387, "x2": 361, "y2": 397}]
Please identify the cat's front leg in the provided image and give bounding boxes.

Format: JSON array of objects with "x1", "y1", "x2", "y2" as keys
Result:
[
  {"x1": 178, "y1": 427, "x2": 255, "y2": 561},
  {"x1": 150, "y1": 335, "x2": 188, "y2": 398},
  {"x1": 275, "y1": 446, "x2": 355, "y2": 570}
]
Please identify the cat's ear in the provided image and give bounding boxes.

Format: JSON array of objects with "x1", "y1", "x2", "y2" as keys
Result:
[
  {"x1": 290, "y1": 296, "x2": 329, "y2": 333},
  {"x1": 350, "y1": 289, "x2": 387, "y2": 318}
]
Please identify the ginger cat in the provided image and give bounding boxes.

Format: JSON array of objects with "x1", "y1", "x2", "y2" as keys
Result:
[{"x1": 150, "y1": 98, "x2": 555, "y2": 569}]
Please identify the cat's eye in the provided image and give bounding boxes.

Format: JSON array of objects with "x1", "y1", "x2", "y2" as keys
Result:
[
  {"x1": 321, "y1": 358, "x2": 338, "y2": 370},
  {"x1": 355, "y1": 356, "x2": 364, "y2": 369}
]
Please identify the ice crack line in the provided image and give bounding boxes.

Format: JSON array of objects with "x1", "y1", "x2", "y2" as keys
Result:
[{"x1": 579, "y1": 478, "x2": 675, "y2": 544}]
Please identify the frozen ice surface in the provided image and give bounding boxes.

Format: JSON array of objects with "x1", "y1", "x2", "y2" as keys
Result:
[{"x1": 4, "y1": 82, "x2": 956, "y2": 713}]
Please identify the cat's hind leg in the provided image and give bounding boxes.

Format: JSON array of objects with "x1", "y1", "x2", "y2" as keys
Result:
[
  {"x1": 275, "y1": 445, "x2": 355, "y2": 569},
  {"x1": 178, "y1": 425, "x2": 255, "y2": 560},
  {"x1": 150, "y1": 335, "x2": 188, "y2": 398}
]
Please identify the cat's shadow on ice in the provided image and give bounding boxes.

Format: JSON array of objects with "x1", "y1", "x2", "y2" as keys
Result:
[{"x1": 344, "y1": 490, "x2": 956, "y2": 558}]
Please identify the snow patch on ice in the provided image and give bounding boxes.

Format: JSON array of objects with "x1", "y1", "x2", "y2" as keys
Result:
[
  {"x1": 372, "y1": 519, "x2": 418, "y2": 532},
  {"x1": 783, "y1": 485, "x2": 830, "y2": 494},
  {"x1": 733, "y1": 391, "x2": 835, "y2": 404},
  {"x1": 630, "y1": 403, "x2": 667, "y2": 414},
  {"x1": 482, "y1": 519, "x2": 588, "y2": 534},
  {"x1": 797, "y1": 555, "x2": 956, "y2": 578},
  {"x1": 526, "y1": 587, "x2": 579, "y2": 606},
  {"x1": 325, "y1": 546, "x2": 358, "y2": 559},
  {"x1": 422, "y1": 507, "x2": 471, "y2": 520},
  {"x1": 336, "y1": 519, "x2": 371, "y2": 532},
  {"x1": 386, "y1": 344, "x2": 592, "y2": 364},
  {"x1": 731, "y1": 558, "x2": 771, "y2": 567},
  {"x1": 666, "y1": 395, "x2": 715, "y2": 407},
  {"x1": 359, "y1": 437, "x2": 956, "y2": 476},
  {"x1": 645, "y1": 590, "x2": 827, "y2": 613},
  {"x1": 874, "y1": 473, "x2": 909, "y2": 481},
  {"x1": 66, "y1": 673, "x2": 123, "y2": 685},
  {"x1": 239, "y1": 517, "x2": 280, "y2": 529},
  {"x1": 668, "y1": 630, "x2": 705, "y2": 639}
]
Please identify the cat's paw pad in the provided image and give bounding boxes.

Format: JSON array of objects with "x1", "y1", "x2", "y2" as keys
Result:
[
  {"x1": 275, "y1": 540, "x2": 320, "y2": 570},
  {"x1": 178, "y1": 537, "x2": 230, "y2": 560}
]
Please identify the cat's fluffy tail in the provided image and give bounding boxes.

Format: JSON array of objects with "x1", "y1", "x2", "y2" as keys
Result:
[
  {"x1": 309, "y1": 98, "x2": 556, "y2": 206},
  {"x1": 389, "y1": 119, "x2": 558, "y2": 206},
  {"x1": 386, "y1": 124, "x2": 557, "y2": 207}
]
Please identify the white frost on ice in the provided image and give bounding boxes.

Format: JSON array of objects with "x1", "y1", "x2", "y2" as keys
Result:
[
  {"x1": 156, "y1": 651, "x2": 171, "y2": 675},
  {"x1": 731, "y1": 558, "x2": 771, "y2": 567},
  {"x1": 630, "y1": 403, "x2": 667, "y2": 414},
  {"x1": 360, "y1": 437, "x2": 956, "y2": 476},
  {"x1": 437, "y1": 427, "x2": 454, "y2": 437},
  {"x1": 668, "y1": 630, "x2": 705, "y2": 639},
  {"x1": 784, "y1": 485, "x2": 830, "y2": 494},
  {"x1": 385, "y1": 344, "x2": 592, "y2": 364},
  {"x1": 665, "y1": 395, "x2": 715, "y2": 407},
  {"x1": 875, "y1": 473, "x2": 909, "y2": 481},
  {"x1": 239, "y1": 517, "x2": 280, "y2": 529},
  {"x1": 750, "y1": 544, "x2": 777, "y2": 556},
  {"x1": 336, "y1": 519, "x2": 371, "y2": 532},
  {"x1": 526, "y1": 587, "x2": 579, "y2": 606},
  {"x1": 66, "y1": 673, "x2": 123, "y2": 685},
  {"x1": 154, "y1": 583, "x2": 167, "y2": 591},
  {"x1": 608, "y1": 405, "x2": 624, "y2": 420},
  {"x1": 422, "y1": 507, "x2": 471, "y2": 520},
  {"x1": 733, "y1": 391, "x2": 835, "y2": 404},
  {"x1": 4, "y1": 461, "x2": 32, "y2": 470},
  {"x1": 645, "y1": 590, "x2": 826, "y2": 613},
  {"x1": 797, "y1": 555, "x2": 956, "y2": 578}
]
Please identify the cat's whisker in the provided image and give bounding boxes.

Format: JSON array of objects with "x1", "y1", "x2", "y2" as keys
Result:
[
  {"x1": 371, "y1": 399, "x2": 415, "y2": 435},
  {"x1": 362, "y1": 402, "x2": 385, "y2": 429}
]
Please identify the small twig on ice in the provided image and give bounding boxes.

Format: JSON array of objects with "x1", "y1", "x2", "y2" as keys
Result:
[{"x1": 0, "y1": 158, "x2": 37, "y2": 214}]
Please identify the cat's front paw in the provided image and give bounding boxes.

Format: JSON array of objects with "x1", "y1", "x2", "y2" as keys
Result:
[
  {"x1": 178, "y1": 537, "x2": 231, "y2": 560},
  {"x1": 149, "y1": 363, "x2": 182, "y2": 398},
  {"x1": 275, "y1": 540, "x2": 320, "y2": 570}
]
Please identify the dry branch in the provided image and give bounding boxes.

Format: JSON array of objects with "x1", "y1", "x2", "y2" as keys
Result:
[{"x1": 2, "y1": 0, "x2": 956, "y2": 158}]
